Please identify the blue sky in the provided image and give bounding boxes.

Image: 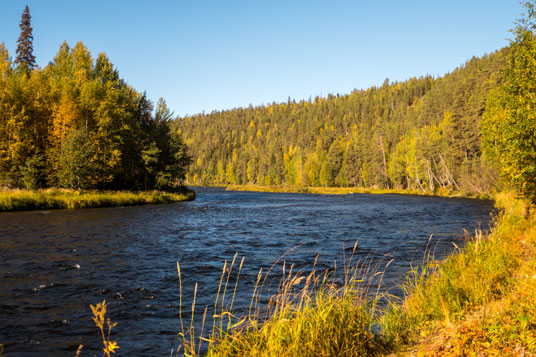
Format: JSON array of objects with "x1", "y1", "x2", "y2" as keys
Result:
[{"x1": 0, "y1": 1, "x2": 524, "y2": 116}]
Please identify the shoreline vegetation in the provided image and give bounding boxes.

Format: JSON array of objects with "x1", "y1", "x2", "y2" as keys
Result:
[
  {"x1": 168, "y1": 192, "x2": 536, "y2": 356},
  {"x1": 0, "y1": 187, "x2": 195, "y2": 212},
  {"x1": 225, "y1": 184, "x2": 492, "y2": 200}
]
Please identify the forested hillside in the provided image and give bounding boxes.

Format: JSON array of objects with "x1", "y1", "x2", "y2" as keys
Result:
[
  {"x1": 0, "y1": 6, "x2": 190, "y2": 191},
  {"x1": 178, "y1": 49, "x2": 506, "y2": 194}
]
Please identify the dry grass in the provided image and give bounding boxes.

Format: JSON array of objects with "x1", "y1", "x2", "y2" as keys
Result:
[
  {"x1": 176, "y1": 245, "x2": 391, "y2": 356},
  {"x1": 225, "y1": 184, "x2": 491, "y2": 199}
]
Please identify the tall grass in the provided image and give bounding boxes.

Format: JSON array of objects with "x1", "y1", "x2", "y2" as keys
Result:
[
  {"x1": 0, "y1": 187, "x2": 195, "y2": 211},
  {"x1": 176, "y1": 245, "x2": 392, "y2": 356}
]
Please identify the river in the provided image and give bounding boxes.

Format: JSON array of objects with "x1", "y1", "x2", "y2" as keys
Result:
[{"x1": 0, "y1": 187, "x2": 494, "y2": 356}]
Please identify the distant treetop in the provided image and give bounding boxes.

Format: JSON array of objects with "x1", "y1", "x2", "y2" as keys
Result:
[{"x1": 15, "y1": 5, "x2": 36, "y2": 72}]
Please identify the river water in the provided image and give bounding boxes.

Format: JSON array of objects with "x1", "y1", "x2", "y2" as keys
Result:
[{"x1": 0, "y1": 187, "x2": 494, "y2": 356}]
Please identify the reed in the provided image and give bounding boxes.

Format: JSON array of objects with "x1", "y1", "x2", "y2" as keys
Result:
[{"x1": 176, "y1": 244, "x2": 391, "y2": 356}]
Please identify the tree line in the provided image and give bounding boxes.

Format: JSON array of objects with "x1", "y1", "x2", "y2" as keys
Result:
[
  {"x1": 0, "y1": 6, "x2": 190, "y2": 190},
  {"x1": 177, "y1": 50, "x2": 505, "y2": 195}
]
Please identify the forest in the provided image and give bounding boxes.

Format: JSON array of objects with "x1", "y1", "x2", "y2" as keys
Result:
[
  {"x1": 0, "y1": 6, "x2": 190, "y2": 191},
  {"x1": 177, "y1": 50, "x2": 508, "y2": 196}
]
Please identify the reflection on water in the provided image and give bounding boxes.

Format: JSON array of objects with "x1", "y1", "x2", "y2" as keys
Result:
[{"x1": 0, "y1": 187, "x2": 494, "y2": 356}]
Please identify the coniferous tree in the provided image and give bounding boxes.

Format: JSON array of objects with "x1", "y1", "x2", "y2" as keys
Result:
[{"x1": 15, "y1": 5, "x2": 36, "y2": 72}]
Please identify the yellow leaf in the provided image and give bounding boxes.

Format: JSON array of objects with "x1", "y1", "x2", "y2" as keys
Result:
[{"x1": 104, "y1": 341, "x2": 119, "y2": 354}]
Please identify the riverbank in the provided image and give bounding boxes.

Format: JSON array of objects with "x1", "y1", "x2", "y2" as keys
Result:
[
  {"x1": 226, "y1": 184, "x2": 491, "y2": 200},
  {"x1": 176, "y1": 192, "x2": 536, "y2": 355},
  {"x1": 0, "y1": 187, "x2": 195, "y2": 211},
  {"x1": 385, "y1": 192, "x2": 536, "y2": 355}
]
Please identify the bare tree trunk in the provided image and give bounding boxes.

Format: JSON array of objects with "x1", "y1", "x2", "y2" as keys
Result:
[
  {"x1": 426, "y1": 158, "x2": 435, "y2": 192},
  {"x1": 379, "y1": 135, "x2": 390, "y2": 188},
  {"x1": 415, "y1": 171, "x2": 426, "y2": 192},
  {"x1": 439, "y1": 153, "x2": 460, "y2": 190}
]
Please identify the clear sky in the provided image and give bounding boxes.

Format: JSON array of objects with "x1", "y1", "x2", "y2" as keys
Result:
[{"x1": 0, "y1": 1, "x2": 524, "y2": 117}]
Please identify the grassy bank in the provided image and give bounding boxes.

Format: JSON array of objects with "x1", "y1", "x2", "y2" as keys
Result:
[
  {"x1": 386, "y1": 192, "x2": 536, "y2": 355},
  {"x1": 0, "y1": 187, "x2": 195, "y2": 212},
  {"x1": 173, "y1": 192, "x2": 536, "y2": 355},
  {"x1": 225, "y1": 184, "x2": 491, "y2": 200}
]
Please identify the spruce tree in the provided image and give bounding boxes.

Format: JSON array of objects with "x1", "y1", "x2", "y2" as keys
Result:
[{"x1": 15, "y1": 5, "x2": 36, "y2": 72}]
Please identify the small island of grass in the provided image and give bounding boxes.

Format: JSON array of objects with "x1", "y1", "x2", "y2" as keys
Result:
[{"x1": 0, "y1": 187, "x2": 195, "y2": 212}]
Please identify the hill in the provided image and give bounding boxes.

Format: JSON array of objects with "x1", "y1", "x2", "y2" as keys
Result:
[{"x1": 177, "y1": 49, "x2": 506, "y2": 195}]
